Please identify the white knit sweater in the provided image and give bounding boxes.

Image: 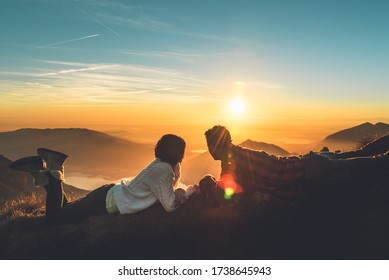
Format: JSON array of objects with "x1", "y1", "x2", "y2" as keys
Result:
[{"x1": 108, "y1": 159, "x2": 185, "y2": 214}]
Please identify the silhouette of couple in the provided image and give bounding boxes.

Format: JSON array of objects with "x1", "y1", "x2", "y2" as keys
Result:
[{"x1": 9, "y1": 125, "x2": 389, "y2": 224}]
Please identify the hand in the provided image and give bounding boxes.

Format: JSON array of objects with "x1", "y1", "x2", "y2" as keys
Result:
[
  {"x1": 174, "y1": 188, "x2": 186, "y2": 207},
  {"x1": 198, "y1": 174, "x2": 218, "y2": 206},
  {"x1": 199, "y1": 175, "x2": 217, "y2": 191},
  {"x1": 184, "y1": 184, "x2": 200, "y2": 196},
  {"x1": 193, "y1": 184, "x2": 201, "y2": 195}
]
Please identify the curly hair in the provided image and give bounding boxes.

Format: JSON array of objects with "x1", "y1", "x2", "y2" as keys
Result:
[{"x1": 155, "y1": 134, "x2": 186, "y2": 166}]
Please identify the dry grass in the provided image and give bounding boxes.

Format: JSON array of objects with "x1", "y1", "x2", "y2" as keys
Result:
[
  {"x1": 0, "y1": 192, "x2": 46, "y2": 221},
  {"x1": 0, "y1": 192, "x2": 82, "y2": 222}
]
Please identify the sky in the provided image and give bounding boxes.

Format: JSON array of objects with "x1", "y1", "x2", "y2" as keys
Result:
[{"x1": 1, "y1": 0, "x2": 389, "y2": 150}]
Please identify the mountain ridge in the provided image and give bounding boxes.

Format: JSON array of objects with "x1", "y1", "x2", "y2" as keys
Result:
[
  {"x1": 1, "y1": 122, "x2": 388, "y2": 189},
  {"x1": 317, "y1": 122, "x2": 389, "y2": 151},
  {"x1": 325, "y1": 122, "x2": 389, "y2": 142},
  {"x1": 0, "y1": 128, "x2": 154, "y2": 180},
  {"x1": 239, "y1": 139, "x2": 290, "y2": 156}
]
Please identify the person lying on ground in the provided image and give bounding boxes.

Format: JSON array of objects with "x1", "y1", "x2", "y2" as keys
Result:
[
  {"x1": 200, "y1": 125, "x2": 389, "y2": 207},
  {"x1": 9, "y1": 134, "x2": 198, "y2": 224}
]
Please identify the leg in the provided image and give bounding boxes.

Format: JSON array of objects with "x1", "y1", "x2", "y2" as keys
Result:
[
  {"x1": 55, "y1": 184, "x2": 114, "y2": 223},
  {"x1": 43, "y1": 173, "x2": 65, "y2": 222},
  {"x1": 329, "y1": 156, "x2": 387, "y2": 181},
  {"x1": 37, "y1": 148, "x2": 113, "y2": 223},
  {"x1": 44, "y1": 173, "x2": 114, "y2": 224},
  {"x1": 302, "y1": 151, "x2": 388, "y2": 185},
  {"x1": 301, "y1": 152, "x2": 389, "y2": 208}
]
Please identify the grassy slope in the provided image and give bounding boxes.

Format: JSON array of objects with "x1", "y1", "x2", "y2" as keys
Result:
[{"x1": 1, "y1": 178, "x2": 389, "y2": 260}]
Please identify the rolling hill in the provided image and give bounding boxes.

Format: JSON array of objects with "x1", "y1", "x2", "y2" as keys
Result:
[
  {"x1": 0, "y1": 128, "x2": 154, "y2": 180},
  {"x1": 239, "y1": 139, "x2": 290, "y2": 156},
  {"x1": 1, "y1": 123, "x2": 388, "y2": 189},
  {"x1": 316, "y1": 122, "x2": 389, "y2": 152}
]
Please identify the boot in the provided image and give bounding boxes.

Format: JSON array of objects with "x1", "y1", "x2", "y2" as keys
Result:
[
  {"x1": 37, "y1": 148, "x2": 68, "y2": 182},
  {"x1": 9, "y1": 156, "x2": 49, "y2": 187},
  {"x1": 9, "y1": 156, "x2": 46, "y2": 172}
]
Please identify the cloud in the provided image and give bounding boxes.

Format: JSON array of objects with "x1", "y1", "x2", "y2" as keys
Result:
[
  {"x1": 71, "y1": 0, "x2": 250, "y2": 46},
  {"x1": 1, "y1": 60, "x2": 215, "y2": 106},
  {"x1": 100, "y1": 14, "x2": 168, "y2": 30},
  {"x1": 71, "y1": 0, "x2": 169, "y2": 31},
  {"x1": 31, "y1": 34, "x2": 100, "y2": 49},
  {"x1": 37, "y1": 65, "x2": 109, "y2": 76},
  {"x1": 116, "y1": 50, "x2": 207, "y2": 63},
  {"x1": 71, "y1": 1, "x2": 119, "y2": 35}
]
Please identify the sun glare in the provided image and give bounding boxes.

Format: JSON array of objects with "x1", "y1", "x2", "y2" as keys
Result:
[{"x1": 229, "y1": 98, "x2": 245, "y2": 115}]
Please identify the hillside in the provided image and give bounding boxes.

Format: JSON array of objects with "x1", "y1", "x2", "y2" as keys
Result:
[
  {"x1": 0, "y1": 128, "x2": 154, "y2": 179},
  {"x1": 317, "y1": 122, "x2": 389, "y2": 152},
  {"x1": 0, "y1": 155, "x2": 88, "y2": 203},
  {"x1": 1, "y1": 173, "x2": 388, "y2": 260}
]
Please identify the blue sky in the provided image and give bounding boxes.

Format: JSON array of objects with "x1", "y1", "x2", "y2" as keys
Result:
[{"x1": 1, "y1": 0, "x2": 388, "y2": 123}]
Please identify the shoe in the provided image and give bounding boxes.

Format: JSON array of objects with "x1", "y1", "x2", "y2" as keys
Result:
[
  {"x1": 37, "y1": 148, "x2": 68, "y2": 181},
  {"x1": 37, "y1": 148, "x2": 68, "y2": 171},
  {"x1": 9, "y1": 156, "x2": 46, "y2": 172}
]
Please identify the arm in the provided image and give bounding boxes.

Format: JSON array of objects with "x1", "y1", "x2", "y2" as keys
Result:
[
  {"x1": 174, "y1": 184, "x2": 200, "y2": 207},
  {"x1": 184, "y1": 184, "x2": 200, "y2": 197},
  {"x1": 172, "y1": 162, "x2": 192, "y2": 207},
  {"x1": 174, "y1": 188, "x2": 186, "y2": 207},
  {"x1": 149, "y1": 163, "x2": 186, "y2": 212}
]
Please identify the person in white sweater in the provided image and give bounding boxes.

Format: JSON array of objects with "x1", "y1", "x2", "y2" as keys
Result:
[{"x1": 9, "y1": 134, "x2": 198, "y2": 224}]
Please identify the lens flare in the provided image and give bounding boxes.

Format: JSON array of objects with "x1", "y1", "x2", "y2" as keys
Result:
[
  {"x1": 224, "y1": 187, "x2": 234, "y2": 200},
  {"x1": 218, "y1": 173, "x2": 243, "y2": 198}
]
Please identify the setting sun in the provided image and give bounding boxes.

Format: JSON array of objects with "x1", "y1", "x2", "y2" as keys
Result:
[{"x1": 229, "y1": 99, "x2": 246, "y2": 115}]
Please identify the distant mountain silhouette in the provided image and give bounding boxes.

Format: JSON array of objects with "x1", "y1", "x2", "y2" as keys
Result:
[
  {"x1": 240, "y1": 139, "x2": 290, "y2": 156},
  {"x1": 0, "y1": 128, "x2": 154, "y2": 180},
  {"x1": 0, "y1": 155, "x2": 87, "y2": 203},
  {"x1": 2, "y1": 124, "x2": 386, "y2": 188},
  {"x1": 317, "y1": 122, "x2": 389, "y2": 152},
  {"x1": 181, "y1": 139, "x2": 290, "y2": 185}
]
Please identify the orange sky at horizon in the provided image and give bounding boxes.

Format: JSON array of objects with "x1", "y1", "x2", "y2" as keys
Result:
[{"x1": 1, "y1": 97, "x2": 388, "y2": 155}]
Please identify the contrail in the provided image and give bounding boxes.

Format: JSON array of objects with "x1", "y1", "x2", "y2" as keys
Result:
[
  {"x1": 32, "y1": 34, "x2": 100, "y2": 49},
  {"x1": 71, "y1": 1, "x2": 119, "y2": 36}
]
